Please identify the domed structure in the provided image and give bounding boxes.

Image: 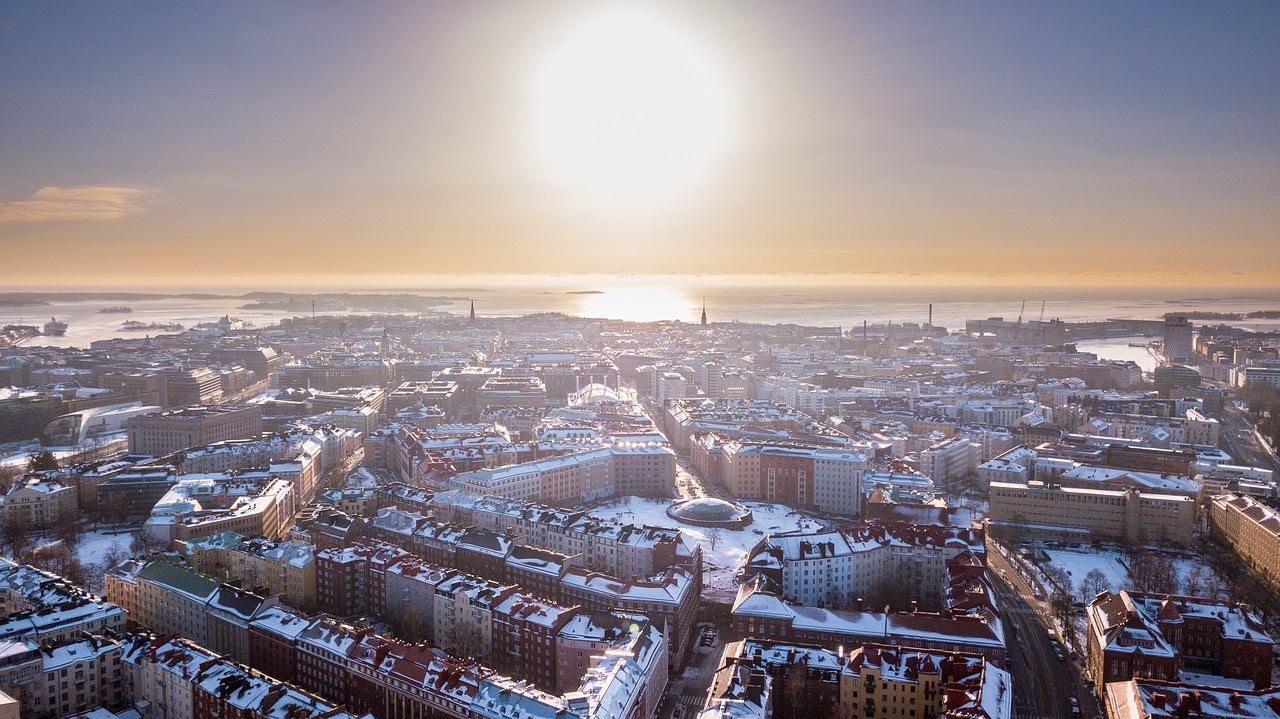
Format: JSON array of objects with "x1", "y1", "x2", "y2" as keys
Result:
[{"x1": 666, "y1": 497, "x2": 753, "y2": 530}]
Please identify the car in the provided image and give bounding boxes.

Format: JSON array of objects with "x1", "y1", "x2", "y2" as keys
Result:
[{"x1": 1070, "y1": 697, "x2": 1081, "y2": 718}]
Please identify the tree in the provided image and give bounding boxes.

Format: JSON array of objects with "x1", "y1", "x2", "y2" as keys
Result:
[
  {"x1": 130, "y1": 531, "x2": 169, "y2": 557},
  {"x1": 26, "y1": 451, "x2": 58, "y2": 473},
  {"x1": 1202, "y1": 569, "x2": 1227, "y2": 600},
  {"x1": 1148, "y1": 555, "x2": 1180, "y2": 595},
  {"x1": 397, "y1": 607, "x2": 430, "y2": 644},
  {"x1": 100, "y1": 541, "x2": 128, "y2": 572},
  {"x1": 0, "y1": 465, "x2": 20, "y2": 495},
  {"x1": 1080, "y1": 569, "x2": 1110, "y2": 600},
  {"x1": 705, "y1": 528, "x2": 723, "y2": 552},
  {"x1": 1182, "y1": 564, "x2": 1206, "y2": 596},
  {"x1": 2, "y1": 511, "x2": 34, "y2": 559}
]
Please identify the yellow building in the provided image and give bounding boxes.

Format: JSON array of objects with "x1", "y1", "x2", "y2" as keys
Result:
[
  {"x1": 182, "y1": 532, "x2": 317, "y2": 611},
  {"x1": 1207, "y1": 493, "x2": 1280, "y2": 591}
]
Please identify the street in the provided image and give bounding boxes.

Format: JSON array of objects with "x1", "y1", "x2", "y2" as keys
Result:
[
  {"x1": 1221, "y1": 402, "x2": 1280, "y2": 475},
  {"x1": 987, "y1": 542, "x2": 1092, "y2": 719}
]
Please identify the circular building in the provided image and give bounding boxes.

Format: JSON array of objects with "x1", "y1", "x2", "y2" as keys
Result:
[{"x1": 666, "y1": 497, "x2": 753, "y2": 530}]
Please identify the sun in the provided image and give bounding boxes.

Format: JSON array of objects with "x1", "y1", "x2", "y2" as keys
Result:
[{"x1": 533, "y1": 7, "x2": 730, "y2": 212}]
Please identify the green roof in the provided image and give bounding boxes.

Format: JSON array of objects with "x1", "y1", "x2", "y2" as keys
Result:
[{"x1": 137, "y1": 560, "x2": 219, "y2": 600}]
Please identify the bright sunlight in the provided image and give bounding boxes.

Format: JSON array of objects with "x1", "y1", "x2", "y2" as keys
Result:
[{"x1": 532, "y1": 7, "x2": 730, "y2": 213}]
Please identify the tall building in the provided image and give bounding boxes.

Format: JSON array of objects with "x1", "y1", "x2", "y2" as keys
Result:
[{"x1": 1163, "y1": 316, "x2": 1193, "y2": 362}]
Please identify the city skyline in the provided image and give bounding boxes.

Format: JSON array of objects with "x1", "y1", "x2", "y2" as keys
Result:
[{"x1": 2, "y1": 2, "x2": 1278, "y2": 285}]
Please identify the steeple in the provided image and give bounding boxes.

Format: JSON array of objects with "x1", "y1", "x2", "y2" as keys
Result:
[
  {"x1": 700, "y1": 297, "x2": 707, "y2": 326},
  {"x1": 468, "y1": 300, "x2": 476, "y2": 324}
]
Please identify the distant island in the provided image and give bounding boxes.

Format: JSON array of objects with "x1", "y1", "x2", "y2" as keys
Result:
[
  {"x1": 566, "y1": 290, "x2": 604, "y2": 295},
  {"x1": 121, "y1": 320, "x2": 184, "y2": 331},
  {"x1": 99, "y1": 306, "x2": 134, "y2": 313},
  {"x1": 1163, "y1": 310, "x2": 1280, "y2": 320},
  {"x1": 238, "y1": 292, "x2": 457, "y2": 313}
]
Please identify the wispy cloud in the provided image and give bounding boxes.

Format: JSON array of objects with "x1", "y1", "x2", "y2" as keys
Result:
[{"x1": 0, "y1": 186, "x2": 155, "y2": 222}]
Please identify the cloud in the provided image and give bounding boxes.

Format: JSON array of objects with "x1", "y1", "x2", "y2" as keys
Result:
[{"x1": 0, "y1": 186, "x2": 155, "y2": 222}]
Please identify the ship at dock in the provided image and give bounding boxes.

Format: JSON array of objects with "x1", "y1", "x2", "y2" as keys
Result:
[{"x1": 42, "y1": 317, "x2": 68, "y2": 336}]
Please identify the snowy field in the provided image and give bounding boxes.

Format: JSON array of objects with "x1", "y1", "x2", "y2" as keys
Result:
[
  {"x1": 1042, "y1": 544, "x2": 1223, "y2": 603},
  {"x1": 1042, "y1": 547, "x2": 1130, "y2": 602},
  {"x1": 75, "y1": 529, "x2": 133, "y2": 568},
  {"x1": 588, "y1": 496, "x2": 829, "y2": 602}
]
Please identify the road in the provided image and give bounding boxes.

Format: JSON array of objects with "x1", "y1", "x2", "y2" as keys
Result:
[
  {"x1": 1220, "y1": 403, "x2": 1280, "y2": 474},
  {"x1": 987, "y1": 542, "x2": 1091, "y2": 719}
]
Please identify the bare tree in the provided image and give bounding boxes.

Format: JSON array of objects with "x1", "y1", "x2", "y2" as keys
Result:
[
  {"x1": 705, "y1": 528, "x2": 723, "y2": 552},
  {"x1": 1202, "y1": 570, "x2": 1227, "y2": 600},
  {"x1": 0, "y1": 465, "x2": 20, "y2": 495},
  {"x1": 1182, "y1": 564, "x2": 1206, "y2": 596},
  {"x1": 1080, "y1": 569, "x2": 1110, "y2": 600},
  {"x1": 1148, "y1": 555, "x2": 1180, "y2": 595},
  {"x1": 2, "y1": 511, "x2": 34, "y2": 559}
]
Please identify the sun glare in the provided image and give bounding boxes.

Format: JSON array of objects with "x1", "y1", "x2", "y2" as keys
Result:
[
  {"x1": 533, "y1": 8, "x2": 730, "y2": 212},
  {"x1": 577, "y1": 285, "x2": 693, "y2": 322}
]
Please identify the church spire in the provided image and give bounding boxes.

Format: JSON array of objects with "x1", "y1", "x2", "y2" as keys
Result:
[
  {"x1": 700, "y1": 297, "x2": 707, "y2": 326},
  {"x1": 469, "y1": 300, "x2": 476, "y2": 324}
]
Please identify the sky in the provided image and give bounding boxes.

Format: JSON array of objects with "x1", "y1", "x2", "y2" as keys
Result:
[{"x1": 1, "y1": 1, "x2": 1278, "y2": 288}]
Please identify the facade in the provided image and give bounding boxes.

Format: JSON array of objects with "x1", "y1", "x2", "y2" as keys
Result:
[
  {"x1": 742, "y1": 523, "x2": 985, "y2": 611},
  {"x1": 701, "y1": 640, "x2": 1012, "y2": 719},
  {"x1": 451, "y1": 443, "x2": 677, "y2": 506},
  {"x1": 143, "y1": 476, "x2": 298, "y2": 545},
  {"x1": 987, "y1": 481, "x2": 1195, "y2": 546},
  {"x1": 127, "y1": 405, "x2": 263, "y2": 455},
  {"x1": 731, "y1": 579, "x2": 1007, "y2": 668},
  {"x1": 918, "y1": 437, "x2": 982, "y2": 490},
  {"x1": 1206, "y1": 493, "x2": 1280, "y2": 592},
  {"x1": 1163, "y1": 316, "x2": 1194, "y2": 362},
  {"x1": 1086, "y1": 589, "x2": 1273, "y2": 692},
  {"x1": 182, "y1": 533, "x2": 317, "y2": 611},
  {"x1": 31, "y1": 635, "x2": 123, "y2": 719},
  {"x1": 2, "y1": 475, "x2": 77, "y2": 529},
  {"x1": 722, "y1": 444, "x2": 868, "y2": 516}
]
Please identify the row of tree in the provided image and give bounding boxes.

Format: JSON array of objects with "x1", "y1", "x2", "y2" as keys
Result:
[{"x1": 1240, "y1": 382, "x2": 1280, "y2": 450}]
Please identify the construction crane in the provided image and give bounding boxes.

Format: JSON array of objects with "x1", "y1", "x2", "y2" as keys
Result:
[
  {"x1": 1016, "y1": 300, "x2": 1026, "y2": 326},
  {"x1": 1039, "y1": 300, "x2": 1046, "y2": 323}
]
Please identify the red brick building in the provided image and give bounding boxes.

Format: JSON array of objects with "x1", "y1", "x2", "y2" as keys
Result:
[{"x1": 1087, "y1": 590, "x2": 1274, "y2": 691}]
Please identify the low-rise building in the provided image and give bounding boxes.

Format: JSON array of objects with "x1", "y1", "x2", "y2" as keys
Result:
[
  {"x1": 2, "y1": 475, "x2": 78, "y2": 529},
  {"x1": 1086, "y1": 589, "x2": 1273, "y2": 692}
]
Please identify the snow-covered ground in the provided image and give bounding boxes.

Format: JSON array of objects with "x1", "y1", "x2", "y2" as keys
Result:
[
  {"x1": 588, "y1": 496, "x2": 829, "y2": 602},
  {"x1": 1042, "y1": 548, "x2": 1131, "y2": 602},
  {"x1": 1042, "y1": 545, "x2": 1223, "y2": 603},
  {"x1": 75, "y1": 529, "x2": 133, "y2": 569}
]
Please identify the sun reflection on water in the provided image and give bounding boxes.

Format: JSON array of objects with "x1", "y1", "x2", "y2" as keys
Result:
[{"x1": 575, "y1": 285, "x2": 695, "y2": 323}]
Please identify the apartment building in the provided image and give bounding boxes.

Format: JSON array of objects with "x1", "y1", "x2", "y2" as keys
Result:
[
  {"x1": 127, "y1": 405, "x2": 262, "y2": 455},
  {"x1": 988, "y1": 481, "x2": 1195, "y2": 546},
  {"x1": 182, "y1": 533, "x2": 317, "y2": 611},
  {"x1": 742, "y1": 523, "x2": 986, "y2": 611},
  {"x1": 2, "y1": 475, "x2": 77, "y2": 528},
  {"x1": 1207, "y1": 493, "x2": 1280, "y2": 592}
]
